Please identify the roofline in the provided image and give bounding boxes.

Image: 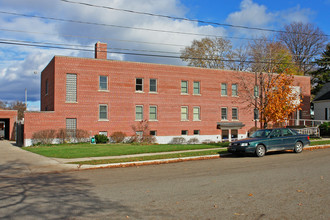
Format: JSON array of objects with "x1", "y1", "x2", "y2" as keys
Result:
[{"x1": 46, "y1": 55, "x2": 311, "y2": 79}]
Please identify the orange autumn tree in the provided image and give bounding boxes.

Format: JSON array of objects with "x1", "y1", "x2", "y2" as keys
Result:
[{"x1": 263, "y1": 72, "x2": 302, "y2": 125}]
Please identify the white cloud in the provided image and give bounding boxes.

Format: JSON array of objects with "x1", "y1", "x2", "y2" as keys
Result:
[
  {"x1": 225, "y1": 0, "x2": 314, "y2": 38},
  {"x1": 279, "y1": 6, "x2": 314, "y2": 24},
  {"x1": 0, "y1": 0, "x2": 224, "y2": 103},
  {"x1": 226, "y1": 0, "x2": 273, "y2": 27}
]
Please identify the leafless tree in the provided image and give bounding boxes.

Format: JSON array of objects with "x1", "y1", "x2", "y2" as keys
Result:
[
  {"x1": 227, "y1": 45, "x2": 250, "y2": 71},
  {"x1": 278, "y1": 22, "x2": 328, "y2": 75},
  {"x1": 0, "y1": 100, "x2": 8, "y2": 109},
  {"x1": 9, "y1": 101, "x2": 26, "y2": 120},
  {"x1": 180, "y1": 37, "x2": 234, "y2": 69}
]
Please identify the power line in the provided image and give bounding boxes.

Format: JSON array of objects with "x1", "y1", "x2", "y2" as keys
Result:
[
  {"x1": 0, "y1": 11, "x2": 273, "y2": 42},
  {"x1": 1, "y1": 39, "x2": 328, "y2": 66},
  {"x1": 0, "y1": 28, "x2": 186, "y2": 47},
  {"x1": 1, "y1": 27, "x2": 327, "y2": 60},
  {"x1": 0, "y1": 38, "x2": 181, "y2": 55},
  {"x1": 60, "y1": 0, "x2": 330, "y2": 37}
]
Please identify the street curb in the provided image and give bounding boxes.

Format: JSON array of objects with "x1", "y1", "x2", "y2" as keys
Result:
[
  {"x1": 74, "y1": 145, "x2": 330, "y2": 170},
  {"x1": 77, "y1": 154, "x2": 231, "y2": 170}
]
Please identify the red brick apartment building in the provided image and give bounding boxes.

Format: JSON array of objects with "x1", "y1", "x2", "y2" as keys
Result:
[{"x1": 23, "y1": 42, "x2": 311, "y2": 146}]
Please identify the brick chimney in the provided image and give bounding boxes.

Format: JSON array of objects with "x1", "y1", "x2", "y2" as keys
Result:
[{"x1": 95, "y1": 42, "x2": 107, "y2": 59}]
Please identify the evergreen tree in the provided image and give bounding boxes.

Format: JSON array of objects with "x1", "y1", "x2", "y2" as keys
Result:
[{"x1": 311, "y1": 44, "x2": 330, "y2": 95}]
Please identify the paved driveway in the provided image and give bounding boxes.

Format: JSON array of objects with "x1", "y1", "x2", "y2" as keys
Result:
[{"x1": 0, "y1": 141, "x2": 76, "y2": 176}]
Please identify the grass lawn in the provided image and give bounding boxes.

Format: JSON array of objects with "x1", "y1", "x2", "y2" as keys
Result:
[
  {"x1": 310, "y1": 140, "x2": 330, "y2": 146},
  {"x1": 69, "y1": 149, "x2": 227, "y2": 165},
  {"x1": 23, "y1": 143, "x2": 229, "y2": 159}
]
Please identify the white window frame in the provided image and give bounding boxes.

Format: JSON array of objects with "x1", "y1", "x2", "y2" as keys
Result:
[
  {"x1": 232, "y1": 107, "x2": 238, "y2": 120},
  {"x1": 254, "y1": 86, "x2": 259, "y2": 98},
  {"x1": 221, "y1": 107, "x2": 228, "y2": 120},
  {"x1": 193, "y1": 81, "x2": 200, "y2": 95},
  {"x1": 181, "y1": 130, "x2": 188, "y2": 135},
  {"x1": 99, "y1": 104, "x2": 108, "y2": 120},
  {"x1": 149, "y1": 78, "x2": 157, "y2": 93},
  {"x1": 135, "y1": 105, "x2": 144, "y2": 121},
  {"x1": 181, "y1": 80, "x2": 188, "y2": 94},
  {"x1": 221, "y1": 83, "x2": 227, "y2": 96},
  {"x1": 181, "y1": 106, "x2": 189, "y2": 121},
  {"x1": 99, "y1": 75, "x2": 108, "y2": 91},
  {"x1": 232, "y1": 84, "x2": 238, "y2": 97},
  {"x1": 136, "y1": 78, "x2": 144, "y2": 92},
  {"x1": 149, "y1": 105, "x2": 158, "y2": 121},
  {"x1": 193, "y1": 107, "x2": 201, "y2": 121}
]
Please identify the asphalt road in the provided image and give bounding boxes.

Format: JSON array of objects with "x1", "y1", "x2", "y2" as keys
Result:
[{"x1": 1, "y1": 149, "x2": 329, "y2": 220}]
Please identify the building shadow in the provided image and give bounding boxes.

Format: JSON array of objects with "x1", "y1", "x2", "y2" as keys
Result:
[{"x1": 0, "y1": 161, "x2": 138, "y2": 219}]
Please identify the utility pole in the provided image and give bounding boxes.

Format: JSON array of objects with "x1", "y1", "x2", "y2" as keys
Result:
[{"x1": 25, "y1": 88, "x2": 27, "y2": 109}]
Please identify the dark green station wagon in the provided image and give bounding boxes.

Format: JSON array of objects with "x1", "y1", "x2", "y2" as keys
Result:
[{"x1": 228, "y1": 128, "x2": 310, "y2": 157}]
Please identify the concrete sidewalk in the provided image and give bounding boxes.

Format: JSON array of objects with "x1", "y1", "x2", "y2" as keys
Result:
[
  {"x1": 0, "y1": 141, "x2": 77, "y2": 176},
  {"x1": 1, "y1": 140, "x2": 330, "y2": 175}
]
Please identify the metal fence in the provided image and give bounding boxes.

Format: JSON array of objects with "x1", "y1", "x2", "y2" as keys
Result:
[{"x1": 288, "y1": 119, "x2": 329, "y2": 127}]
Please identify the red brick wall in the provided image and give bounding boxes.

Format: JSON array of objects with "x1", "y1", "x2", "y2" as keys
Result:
[
  {"x1": 41, "y1": 58, "x2": 55, "y2": 111},
  {"x1": 0, "y1": 110, "x2": 18, "y2": 140},
  {"x1": 25, "y1": 56, "x2": 311, "y2": 142}
]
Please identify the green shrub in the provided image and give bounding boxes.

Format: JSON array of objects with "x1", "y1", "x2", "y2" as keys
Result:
[
  {"x1": 319, "y1": 122, "x2": 330, "y2": 137},
  {"x1": 94, "y1": 134, "x2": 108, "y2": 144}
]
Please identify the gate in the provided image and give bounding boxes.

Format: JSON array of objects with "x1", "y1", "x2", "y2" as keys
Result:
[{"x1": 16, "y1": 122, "x2": 24, "y2": 147}]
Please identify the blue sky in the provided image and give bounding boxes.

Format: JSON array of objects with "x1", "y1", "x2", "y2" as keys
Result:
[{"x1": 0, "y1": 0, "x2": 329, "y2": 110}]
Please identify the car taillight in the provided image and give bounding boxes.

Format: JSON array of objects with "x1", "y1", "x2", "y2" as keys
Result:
[{"x1": 307, "y1": 136, "x2": 310, "y2": 140}]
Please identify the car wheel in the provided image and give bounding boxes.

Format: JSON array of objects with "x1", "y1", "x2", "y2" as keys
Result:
[
  {"x1": 294, "y1": 141, "x2": 303, "y2": 153},
  {"x1": 256, "y1": 145, "x2": 266, "y2": 157}
]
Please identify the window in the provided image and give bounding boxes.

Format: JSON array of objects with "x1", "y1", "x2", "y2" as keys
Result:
[
  {"x1": 193, "y1": 107, "x2": 200, "y2": 121},
  {"x1": 254, "y1": 86, "x2": 259, "y2": 97},
  {"x1": 150, "y1": 130, "x2": 157, "y2": 136},
  {"x1": 136, "y1": 78, "x2": 143, "y2": 92},
  {"x1": 136, "y1": 131, "x2": 143, "y2": 138},
  {"x1": 181, "y1": 80, "x2": 188, "y2": 94},
  {"x1": 221, "y1": 107, "x2": 227, "y2": 120},
  {"x1": 99, "y1": 131, "x2": 108, "y2": 137},
  {"x1": 221, "y1": 83, "x2": 227, "y2": 96},
  {"x1": 194, "y1": 130, "x2": 200, "y2": 135},
  {"x1": 45, "y1": 79, "x2": 48, "y2": 95},
  {"x1": 181, "y1": 106, "x2": 188, "y2": 121},
  {"x1": 66, "y1": 118, "x2": 76, "y2": 137},
  {"x1": 135, "y1": 105, "x2": 143, "y2": 121},
  {"x1": 181, "y1": 130, "x2": 188, "y2": 135},
  {"x1": 193, "y1": 81, "x2": 200, "y2": 95},
  {"x1": 254, "y1": 108, "x2": 259, "y2": 120},
  {"x1": 222, "y1": 130, "x2": 229, "y2": 140},
  {"x1": 231, "y1": 129, "x2": 238, "y2": 139},
  {"x1": 99, "y1": 104, "x2": 108, "y2": 120},
  {"x1": 149, "y1": 106, "x2": 157, "y2": 121},
  {"x1": 150, "y1": 79, "x2": 157, "y2": 92},
  {"x1": 99, "y1": 76, "x2": 108, "y2": 90},
  {"x1": 326, "y1": 108, "x2": 329, "y2": 120},
  {"x1": 232, "y1": 108, "x2": 238, "y2": 120},
  {"x1": 232, "y1": 84, "x2": 238, "y2": 96},
  {"x1": 66, "y1": 73, "x2": 77, "y2": 102},
  {"x1": 282, "y1": 129, "x2": 293, "y2": 136}
]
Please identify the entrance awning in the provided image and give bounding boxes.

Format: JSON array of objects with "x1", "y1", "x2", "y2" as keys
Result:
[{"x1": 217, "y1": 122, "x2": 245, "y2": 129}]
